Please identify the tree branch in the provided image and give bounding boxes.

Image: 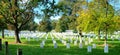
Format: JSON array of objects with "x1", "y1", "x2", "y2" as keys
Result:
[{"x1": 19, "y1": 13, "x2": 33, "y2": 30}]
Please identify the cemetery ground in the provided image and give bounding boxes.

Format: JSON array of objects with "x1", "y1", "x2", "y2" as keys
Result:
[{"x1": 0, "y1": 33, "x2": 120, "y2": 55}]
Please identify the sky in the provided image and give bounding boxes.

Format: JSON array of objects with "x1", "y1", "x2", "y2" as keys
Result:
[
  {"x1": 109, "y1": 0, "x2": 120, "y2": 11},
  {"x1": 34, "y1": 16, "x2": 61, "y2": 24}
]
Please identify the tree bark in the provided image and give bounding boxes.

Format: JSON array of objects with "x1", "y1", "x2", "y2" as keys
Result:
[
  {"x1": 79, "y1": 30, "x2": 83, "y2": 43},
  {"x1": 98, "y1": 30, "x2": 100, "y2": 41},
  {"x1": 104, "y1": 0, "x2": 108, "y2": 45},
  {"x1": 0, "y1": 39, "x2": 2, "y2": 51},
  {"x1": 79, "y1": 30, "x2": 83, "y2": 37},
  {"x1": 2, "y1": 29, "x2": 4, "y2": 39},
  {"x1": 15, "y1": 28, "x2": 21, "y2": 43},
  {"x1": 5, "y1": 41, "x2": 8, "y2": 55},
  {"x1": 104, "y1": 28, "x2": 107, "y2": 45}
]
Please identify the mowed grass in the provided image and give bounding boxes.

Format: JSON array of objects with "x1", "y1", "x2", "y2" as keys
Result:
[{"x1": 0, "y1": 33, "x2": 120, "y2": 55}]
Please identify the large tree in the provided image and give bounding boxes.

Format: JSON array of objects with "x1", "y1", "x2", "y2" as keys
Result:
[
  {"x1": 77, "y1": 0, "x2": 119, "y2": 44},
  {"x1": 35, "y1": 0, "x2": 63, "y2": 32},
  {"x1": 55, "y1": 0, "x2": 84, "y2": 33},
  {"x1": 55, "y1": 16, "x2": 69, "y2": 32},
  {"x1": 38, "y1": 19, "x2": 52, "y2": 32},
  {"x1": 0, "y1": 15, "x2": 7, "y2": 39},
  {"x1": 51, "y1": 20, "x2": 57, "y2": 30},
  {"x1": 0, "y1": 0, "x2": 40, "y2": 43}
]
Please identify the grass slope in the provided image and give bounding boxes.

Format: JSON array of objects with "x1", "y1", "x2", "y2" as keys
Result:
[{"x1": 0, "y1": 33, "x2": 120, "y2": 55}]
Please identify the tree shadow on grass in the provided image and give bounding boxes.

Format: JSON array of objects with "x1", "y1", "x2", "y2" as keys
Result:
[{"x1": 1, "y1": 42, "x2": 120, "y2": 55}]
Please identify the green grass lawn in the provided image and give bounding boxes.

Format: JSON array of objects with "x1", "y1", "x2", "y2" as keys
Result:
[{"x1": 0, "y1": 33, "x2": 120, "y2": 55}]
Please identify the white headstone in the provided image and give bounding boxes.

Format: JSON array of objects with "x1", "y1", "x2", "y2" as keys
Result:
[
  {"x1": 74, "y1": 40, "x2": 77, "y2": 46},
  {"x1": 76, "y1": 37, "x2": 79, "y2": 40},
  {"x1": 40, "y1": 43, "x2": 44, "y2": 48},
  {"x1": 66, "y1": 43, "x2": 70, "y2": 48},
  {"x1": 52, "y1": 37, "x2": 54, "y2": 41},
  {"x1": 85, "y1": 41, "x2": 88, "y2": 45},
  {"x1": 100, "y1": 37, "x2": 103, "y2": 39},
  {"x1": 90, "y1": 38, "x2": 93, "y2": 43},
  {"x1": 82, "y1": 37, "x2": 85, "y2": 42},
  {"x1": 53, "y1": 40, "x2": 56, "y2": 44},
  {"x1": 111, "y1": 36, "x2": 114, "y2": 41},
  {"x1": 88, "y1": 37, "x2": 91, "y2": 44},
  {"x1": 60, "y1": 38, "x2": 62, "y2": 42},
  {"x1": 79, "y1": 38, "x2": 82, "y2": 43},
  {"x1": 95, "y1": 37, "x2": 98, "y2": 39},
  {"x1": 28, "y1": 37, "x2": 30, "y2": 41},
  {"x1": 115, "y1": 35, "x2": 118, "y2": 39},
  {"x1": 79, "y1": 43, "x2": 82, "y2": 48},
  {"x1": 61, "y1": 40, "x2": 64, "y2": 43},
  {"x1": 118, "y1": 37, "x2": 120, "y2": 41},
  {"x1": 92, "y1": 44, "x2": 96, "y2": 48},
  {"x1": 45, "y1": 36, "x2": 47, "y2": 40},
  {"x1": 42, "y1": 40, "x2": 45, "y2": 45},
  {"x1": 104, "y1": 44, "x2": 108, "y2": 53},
  {"x1": 54, "y1": 43, "x2": 57, "y2": 48},
  {"x1": 68, "y1": 38, "x2": 71, "y2": 43},
  {"x1": 64, "y1": 41, "x2": 66, "y2": 45},
  {"x1": 87, "y1": 46, "x2": 92, "y2": 52},
  {"x1": 36, "y1": 37, "x2": 39, "y2": 41},
  {"x1": 70, "y1": 38, "x2": 73, "y2": 43}
]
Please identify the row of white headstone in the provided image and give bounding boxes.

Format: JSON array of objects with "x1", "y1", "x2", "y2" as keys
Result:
[
  {"x1": 25, "y1": 33, "x2": 46, "y2": 41},
  {"x1": 40, "y1": 33, "x2": 50, "y2": 48},
  {"x1": 40, "y1": 38, "x2": 108, "y2": 53},
  {"x1": 48, "y1": 33, "x2": 109, "y2": 53}
]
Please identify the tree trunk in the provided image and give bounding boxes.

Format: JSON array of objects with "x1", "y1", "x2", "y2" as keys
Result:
[
  {"x1": 2, "y1": 29, "x2": 4, "y2": 39},
  {"x1": 79, "y1": 30, "x2": 83, "y2": 43},
  {"x1": 104, "y1": 0, "x2": 108, "y2": 45},
  {"x1": 79, "y1": 30, "x2": 83, "y2": 37},
  {"x1": 98, "y1": 30, "x2": 100, "y2": 41},
  {"x1": 104, "y1": 28, "x2": 107, "y2": 45},
  {"x1": 15, "y1": 28, "x2": 21, "y2": 43}
]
